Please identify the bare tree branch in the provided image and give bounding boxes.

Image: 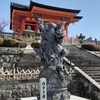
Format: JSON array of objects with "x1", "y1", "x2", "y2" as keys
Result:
[{"x1": 0, "y1": 19, "x2": 9, "y2": 33}]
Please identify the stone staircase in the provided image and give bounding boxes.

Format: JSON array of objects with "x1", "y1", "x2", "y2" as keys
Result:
[
  {"x1": 79, "y1": 67, "x2": 100, "y2": 84},
  {"x1": 64, "y1": 44, "x2": 100, "y2": 84}
]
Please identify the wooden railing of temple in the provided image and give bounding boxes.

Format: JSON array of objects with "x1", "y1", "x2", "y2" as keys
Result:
[
  {"x1": 0, "y1": 68, "x2": 40, "y2": 81},
  {"x1": 63, "y1": 36, "x2": 79, "y2": 44}
]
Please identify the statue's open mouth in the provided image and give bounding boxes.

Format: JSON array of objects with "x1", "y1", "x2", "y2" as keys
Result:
[{"x1": 57, "y1": 37, "x2": 63, "y2": 39}]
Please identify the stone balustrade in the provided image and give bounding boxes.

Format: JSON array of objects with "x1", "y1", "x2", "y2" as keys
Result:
[
  {"x1": 0, "y1": 68, "x2": 40, "y2": 81},
  {"x1": 63, "y1": 57, "x2": 100, "y2": 100}
]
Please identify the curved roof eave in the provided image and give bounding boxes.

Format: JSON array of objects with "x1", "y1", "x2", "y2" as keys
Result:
[
  {"x1": 30, "y1": 1, "x2": 81, "y2": 14},
  {"x1": 74, "y1": 16, "x2": 83, "y2": 19},
  {"x1": 10, "y1": 1, "x2": 82, "y2": 29}
]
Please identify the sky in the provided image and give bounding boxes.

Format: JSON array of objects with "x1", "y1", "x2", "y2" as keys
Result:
[{"x1": 0, "y1": 0, "x2": 100, "y2": 40}]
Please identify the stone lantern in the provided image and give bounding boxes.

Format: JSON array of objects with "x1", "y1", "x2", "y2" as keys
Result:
[
  {"x1": 34, "y1": 29, "x2": 41, "y2": 43},
  {"x1": 22, "y1": 26, "x2": 36, "y2": 53}
]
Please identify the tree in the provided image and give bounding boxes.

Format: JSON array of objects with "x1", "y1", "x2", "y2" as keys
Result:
[{"x1": 0, "y1": 19, "x2": 9, "y2": 35}]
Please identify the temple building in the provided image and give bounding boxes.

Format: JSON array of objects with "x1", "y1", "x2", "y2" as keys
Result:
[{"x1": 10, "y1": 1, "x2": 83, "y2": 40}]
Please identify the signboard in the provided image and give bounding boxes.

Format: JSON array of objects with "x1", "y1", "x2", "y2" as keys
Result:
[{"x1": 40, "y1": 78, "x2": 47, "y2": 100}]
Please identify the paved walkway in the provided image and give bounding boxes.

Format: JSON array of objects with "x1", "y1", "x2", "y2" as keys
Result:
[
  {"x1": 70, "y1": 95, "x2": 90, "y2": 100},
  {"x1": 21, "y1": 95, "x2": 90, "y2": 100}
]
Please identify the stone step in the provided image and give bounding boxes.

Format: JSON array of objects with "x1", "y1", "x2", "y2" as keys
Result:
[
  {"x1": 85, "y1": 71, "x2": 100, "y2": 74},
  {"x1": 79, "y1": 65, "x2": 100, "y2": 67},
  {"x1": 84, "y1": 70, "x2": 100, "y2": 72},
  {"x1": 79, "y1": 67, "x2": 100, "y2": 71},
  {"x1": 76, "y1": 68, "x2": 100, "y2": 84},
  {"x1": 68, "y1": 61, "x2": 100, "y2": 67},
  {"x1": 79, "y1": 67, "x2": 100, "y2": 69},
  {"x1": 94, "y1": 78, "x2": 100, "y2": 82},
  {"x1": 80, "y1": 69, "x2": 100, "y2": 71},
  {"x1": 65, "y1": 45, "x2": 100, "y2": 61},
  {"x1": 85, "y1": 73, "x2": 100, "y2": 76},
  {"x1": 98, "y1": 82, "x2": 100, "y2": 84},
  {"x1": 90, "y1": 75, "x2": 100, "y2": 79}
]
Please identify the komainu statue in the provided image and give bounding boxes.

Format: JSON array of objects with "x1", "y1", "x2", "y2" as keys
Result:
[
  {"x1": 38, "y1": 20, "x2": 71, "y2": 100},
  {"x1": 39, "y1": 22, "x2": 68, "y2": 67}
]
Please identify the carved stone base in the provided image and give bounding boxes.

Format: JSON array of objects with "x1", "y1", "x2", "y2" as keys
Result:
[
  {"x1": 23, "y1": 44, "x2": 35, "y2": 54},
  {"x1": 39, "y1": 67, "x2": 71, "y2": 100}
]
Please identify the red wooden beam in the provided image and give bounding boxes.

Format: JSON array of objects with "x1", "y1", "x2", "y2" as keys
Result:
[
  {"x1": 25, "y1": 19, "x2": 37, "y2": 23},
  {"x1": 14, "y1": 13, "x2": 32, "y2": 17},
  {"x1": 19, "y1": 20, "x2": 25, "y2": 34},
  {"x1": 67, "y1": 19, "x2": 79, "y2": 23},
  {"x1": 32, "y1": 6, "x2": 76, "y2": 18},
  {"x1": 14, "y1": 10, "x2": 31, "y2": 15}
]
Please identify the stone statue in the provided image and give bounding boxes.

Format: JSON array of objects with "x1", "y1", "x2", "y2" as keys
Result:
[
  {"x1": 39, "y1": 22, "x2": 68, "y2": 67},
  {"x1": 38, "y1": 20, "x2": 71, "y2": 100}
]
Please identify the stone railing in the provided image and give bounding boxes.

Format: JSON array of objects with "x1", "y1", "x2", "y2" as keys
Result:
[
  {"x1": 0, "y1": 68, "x2": 40, "y2": 81},
  {"x1": 64, "y1": 57, "x2": 100, "y2": 89},
  {"x1": 74, "y1": 67, "x2": 100, "y2": 89},
  {"x1": 86, "y1": 50, "x2": 100, "y2": 58},
  {"x1": 63, "y1": 57, "x2": 100, "y2": 100}
]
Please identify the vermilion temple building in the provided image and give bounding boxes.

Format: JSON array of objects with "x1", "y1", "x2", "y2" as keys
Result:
[{"x1": 10, "y1": 1, "x2": 82, "y2": 42}]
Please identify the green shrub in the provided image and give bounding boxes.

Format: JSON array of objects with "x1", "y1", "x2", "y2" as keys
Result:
[
  {"x1": 3, "y1": 38, "x2": 17, "y2": 47},
  {"x1": 16, "y1": 38, "x2": 24, "y2": 41},
  {"x1": 17, "y1": 41, "x2": 26, "y2": 47},
  {"x1": 31, "y1": 42, "x2": 41, "y2": 48},
  {"x1": 0, "y1": 37, "x2": 4, "y2": 46},
  {"x1": 82, "y1": 44, "x2": 100, "y2": 51},
  {"x1": 3, "y1": 38, "x2": 26, "y2": 47},
  {"x1": 16, "y1": 38, "x2": 26, "y2": 47}
]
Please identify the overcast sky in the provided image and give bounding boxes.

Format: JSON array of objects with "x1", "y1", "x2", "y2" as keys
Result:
[{"x1": 1, "y1": 0, "x2": 100, "y2": 40}]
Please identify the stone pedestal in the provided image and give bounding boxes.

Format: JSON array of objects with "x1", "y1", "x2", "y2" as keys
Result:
[
  {"x1": 39, "y1": 68, "x2": 70, "y2": 100},
  {"x1": 23, "y1": 38, "x2": 35, "y2": 53}
]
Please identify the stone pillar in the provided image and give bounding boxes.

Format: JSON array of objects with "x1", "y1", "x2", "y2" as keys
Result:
[{"x1": 40, "y1": 78, "x2": 47, "y2": 100}]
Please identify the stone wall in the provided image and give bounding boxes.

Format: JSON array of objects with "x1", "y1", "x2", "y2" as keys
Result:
[
  {"x1": 0, "y1": 47, "x2": 41, "y2": 99},
  {"x1": 0, "y1": 82, "x2": 39, "y2": 100},
  {"x1": 68, "y1": 76, "x2": 100, "y2": 100},
  {"x1": 0, "y1": 47, "x2": 41, "y2": 70},
  {"x1": 0, "y1": 47, "x2": 100, "y2": 100}
]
